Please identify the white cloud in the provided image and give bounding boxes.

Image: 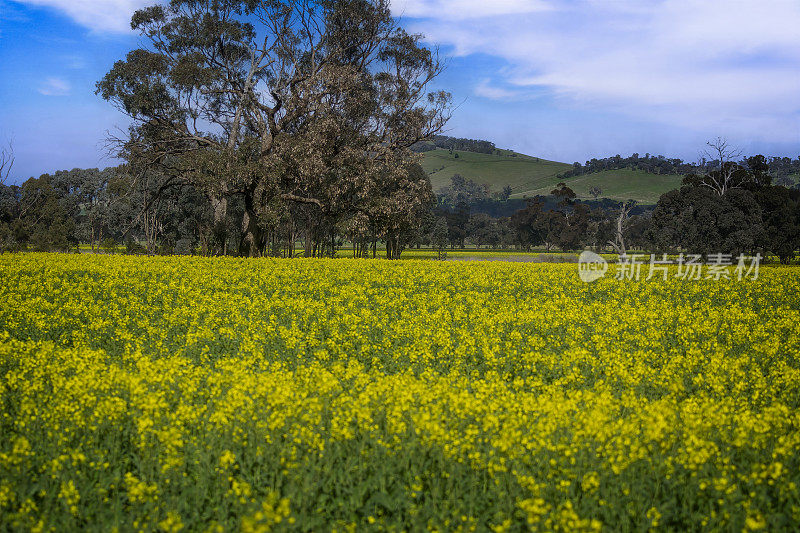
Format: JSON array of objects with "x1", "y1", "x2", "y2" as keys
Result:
[
  {"x1": 391, "y1": 0, "x2": 550, "y2": 20},
  {"x1": 399, "y1": 0, "x2": 800, "y2": 142},
  {"x1": 38, "y1": 77, "x2": 71, "y2": 96},
  {"x1": 63, "y1": 55, "x2": 88, "y2": 69},
  {"x1": 16, "y1": 0, "x2": 153, "y2": 33},
  {"x1": 474, "y1": 79, "x2": 528, "y2": 101}
]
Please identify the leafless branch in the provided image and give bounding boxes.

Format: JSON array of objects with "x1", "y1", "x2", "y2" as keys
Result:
[
  {"x1": 695, "y1": 137, "x2": 745, "y2": 196},
  {"x1": 607, "y1": 200, "x2": 636, "y2": 256},
  {"x1": 280, "y1": 193, "x2": 324, "y2": 209},
  {"x1": 0, "y1": 139, "x2": 15, "y2": 185},
  {"x1": 703, "y1": 137, "x2": 742, "y2": 169}
]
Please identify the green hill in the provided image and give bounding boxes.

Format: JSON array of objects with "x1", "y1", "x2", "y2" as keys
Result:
[
  {"x1": 512, "y1": 168, "x2": 685, "y2": 204},
  {"x1": 421, "y1": 149, "x2": 571, "y2": 193},
  {"x1": 421, "y1": 148, "x2": 684, "y2": 205}
]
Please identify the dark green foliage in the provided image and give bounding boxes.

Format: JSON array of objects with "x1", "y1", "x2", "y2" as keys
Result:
[
  {"x1": 650, "y1": 154, "x2": 800, "y2": 260},
  {"x1": 438, "y1": 174, "x2": 490, "y2": 208},
  {"x1": 561, "y1": 153, "x2": 699, "y2": 179},
  {"x1": 509, "y1": 197, "x2": 548, "y2": 249},
  {"x1": 465, "y1": 213, "x2": 500, "y2": 248},
  {"x1": 445, "y1": 202, "x2": 469, "y2": 248},
  {"x1": 411, "y1": 134, "x2": 496, "y2": 154},
  {"x1": 427, "y1": 135, "x2": 496, "y2": 154},
  {"x1": 430, "y1": 217, "x2": 448, "y2": 258},
  {"x1": 0, "y1": 174, "x2": 77, "y2": 252},
  {"x1": 650, "y1": 187, "x2": 763, "y2": 257},
  {"x1": 753, "y1": 186, "x2": 800, "y2": 263},
  {"x1": 550, "y1": 182, "x2": 577, "y2": 207},
  {"x1": 506, "y1": 194, "x2": 619, "y2": 252}
]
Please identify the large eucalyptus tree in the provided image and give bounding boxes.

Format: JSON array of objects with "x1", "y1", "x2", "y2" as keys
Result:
[{"x1": 98, "y1": 0, "x2": 450, "y2": 256}]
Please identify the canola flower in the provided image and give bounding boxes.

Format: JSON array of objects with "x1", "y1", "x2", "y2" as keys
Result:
[{"x1": 0, "y1": 253, "x2": 799, "y2": 531}]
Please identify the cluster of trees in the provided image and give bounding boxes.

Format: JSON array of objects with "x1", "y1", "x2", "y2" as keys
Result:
[
  {"x1": 0, "y1": 163, "x2": 640, "y2": 256},
  {"x1": 767, "y1": 157, "x2": 800, "y2": 187},
  {"x1": 0, "y1": 167, "x2": 208, "y2": 254},
  {"x1": 501, "y1": 186, "x2": 650, "y2": 253},
  {"x1": 0, "y1": 164, "x2": 507, "y2": 254},
  {"x1": 424, "y1": 173, "x2": 649, "y2": 251},
  {"x1": 505, "y1": 151, "x2": 800, "y2": 262},
  {"x1": 0, "y1": 143, "x2": 89, "y2": 252},
  {"x1": 560, "y1": 153, "x2": 701, "y2": 179},
  {"x1": 411, "y1": 135, "x2": 496, "y2": 154},
  {"x1": 2, "y1": 145, "x2": 798, "y2": 262},
  {"x1": 650, "y1": 148, "x2": 800, "y2": 262},
  {"x1": 89, "y1": 0, "x2": 452, "y2": 259},
  {"x1": 560, "y1": 150, "x2": 800, "y2": 186},
  {"x1": 432, "y1": 182, "x2": 798, "y2": 265},
  {"x1": 0, "y1": 162, "x2": 442, "y2": 258},
  {"x1": 424, "y1": 141, "x2": 800, "y2": 262},
  {"x1": 429, "y1": 135, "x2": 496, "y2": 154},
  {"x1": 437, "y1": 174, "x2": 512, "y2": 208}
]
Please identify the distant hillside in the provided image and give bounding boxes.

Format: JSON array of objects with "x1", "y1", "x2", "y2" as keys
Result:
[
  {"x1": 511, "y1": 168, "x2": 685, "y2": 204},
  {"x1": 420, "y1": 149, "x2": 683, "y2": 205},
  {"x1": 421, "y1": 148, "x2": 571, "y2": 194},
  {"x1": 421, "y1": 143, "x2": 800, "y2": 205}
]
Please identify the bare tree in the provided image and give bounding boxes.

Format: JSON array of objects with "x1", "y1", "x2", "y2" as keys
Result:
[
  {"x1": 0, "y1": 139, "x2": 14, "y2": 186},
  {"x1": 697, "y1": 137, "x2": 744, "y2": 196},
  {"x1": 704, "y1": 137, "x2": 742, "y2": 166},
  {"x1": 608, "y1": 200, "x2": 636, "y2": 256}
]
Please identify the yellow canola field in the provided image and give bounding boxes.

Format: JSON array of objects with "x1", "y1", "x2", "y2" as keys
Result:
[{"x1": 1, "y1": 254, "x2": 799, "y2": 532}]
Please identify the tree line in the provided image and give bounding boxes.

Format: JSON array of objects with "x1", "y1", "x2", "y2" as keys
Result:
[
  {"x1": 501, "y1": 149, "x2": 800, "y2": 263},
  {"x1": 0, "y1": 163, "x2": 433, "y2": 258},
  {"x1": 2, "y1": 145, "x2": 798, "y2": 261},
  {"x1": 0, "y1": 164, "x2": 640, "y2": 256},
  {"x1": 411, "y1": 135, "x2": 497, "y2": 155},
  {"x1": 560, "y1": 151, "x2": 800, "y2": 186}
]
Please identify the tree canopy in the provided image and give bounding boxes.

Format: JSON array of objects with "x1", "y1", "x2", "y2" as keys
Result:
[{"x1": 97, "y1": 0, "x2": 451, "y2": 257}]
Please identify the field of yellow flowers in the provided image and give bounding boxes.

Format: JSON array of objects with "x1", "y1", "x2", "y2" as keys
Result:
[{"x1": 1, "y1": 253, "x2": 799, "y2": 531}]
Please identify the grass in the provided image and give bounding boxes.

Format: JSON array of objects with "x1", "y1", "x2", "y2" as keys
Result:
[
  {"x1": 421, "y1": 149, "x2": 686, "y2": 205},
  {"x1": 421, "y1": 149, "x2": 571, "y2": 194},
  {"x1": 511, "y1": 168, "x2": 684, "y2": 204}
]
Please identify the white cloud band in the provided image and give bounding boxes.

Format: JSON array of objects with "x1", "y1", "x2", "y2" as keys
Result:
[
  {"x1": 396, "y1": 0, "x2": 800, "y2": 141},
  {"x1": 16, "y1": 0, "x2": 152, "y2": 33},
  {"x1": 38, "y1": 77, "x2": 71, "y2": 96}
]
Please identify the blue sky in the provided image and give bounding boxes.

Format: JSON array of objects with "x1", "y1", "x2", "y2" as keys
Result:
[{"x1": 1, "y1": 0, "x2": 799, "y2": 183}]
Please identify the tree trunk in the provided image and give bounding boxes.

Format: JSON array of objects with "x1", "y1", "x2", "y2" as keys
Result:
[
  {"x1": 386, "y1": 233, "x2": 402, "y2": 260},
  {"x1": 211, "y1": 195, "x2": 227, "y2": 228},
  {"x1": 304, "y1": 224, "x2": 313, "y2": 257},
  {"x1": 210, "y1": 192, "x2": 228, "y2": 256},
  {"x1": 90, "y1": 221, "x2": 96, "y2": 252},
  {"x1": 238, "y1": 191, "x2": 262, "y2": 257}
]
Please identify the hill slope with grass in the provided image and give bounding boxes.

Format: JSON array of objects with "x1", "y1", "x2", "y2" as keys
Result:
[
  {"x1": 511, "y1": 168, "x2": 685, "y2": 204},
  {"x1": 421, "y1": 149, "x2": 572, "y2": 193},
  {"x1": 421, "y1": 148, "x2": 684, "y2": 205}
]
